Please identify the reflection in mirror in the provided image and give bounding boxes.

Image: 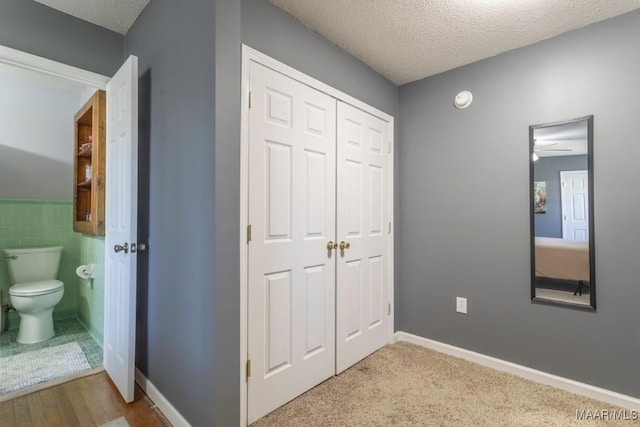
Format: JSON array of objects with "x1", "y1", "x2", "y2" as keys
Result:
[{"x1": 530, "y1": 116, "x2": 595, "y2": 309}]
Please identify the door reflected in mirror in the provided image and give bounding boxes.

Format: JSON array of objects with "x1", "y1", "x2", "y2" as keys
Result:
[{"x1": 530, "y1": 116, "x2": 595, "y2": 309}]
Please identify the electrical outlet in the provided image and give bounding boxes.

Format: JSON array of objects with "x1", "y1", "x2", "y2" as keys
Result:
[{"x1": 456, "y1": 297, "x2": 467, "y2": 314}]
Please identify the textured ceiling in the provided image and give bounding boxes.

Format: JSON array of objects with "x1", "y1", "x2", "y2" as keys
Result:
[
  {"x1": 271, "y1": 0, "x2": 640, "y2": 85},
  {"x1": 34, "y1": 0, "x2": 150, "y2": 35}
]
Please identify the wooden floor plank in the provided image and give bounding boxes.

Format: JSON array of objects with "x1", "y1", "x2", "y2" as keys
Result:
[
  {"x1": 85, "y1": 372, "x2": 129, "y2": 422},
  {"x1": 38, "y1": 388, "x2": 65, "y2": 427},
  {"x1": 12, "y1": 398, "x2": 32, "y2": 427},
  {"x1": 25, "y1": 394, "x2": 46, "y2": 427},
  {"x1": 2, "y1": 372, "x2": 170, "y2": 427},
  {"x1": 77, "y1": 377, "x2": 109, "y2": 425},
  {"x1": 52, "y1": 383, "x2": 81, "y2": 427},
  {"x1": 62, "y1": 381, "x2": 96, "y2": 426},
  {"x1": 0, "y1": 399, "x2": 16, "y2": 427},
  {"x1": 123, "y1": 394, "x2": 169, "y2": 427},
  {"x1": 98, "y1": 376, "x2": 169, "y2": 427}
]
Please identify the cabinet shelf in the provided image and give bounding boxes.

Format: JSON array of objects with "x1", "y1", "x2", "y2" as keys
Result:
[
  {"x1": 77, "y1": 179, "x2": 92, "y2": 189},
  {"x1": 73, "y1": 90, "x2": 105, "y2": 236},
  {"x1": 77, "y1": 145, "x2": 93, "y2": 157}
]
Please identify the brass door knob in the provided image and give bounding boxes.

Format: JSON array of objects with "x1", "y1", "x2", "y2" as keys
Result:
[
  {"x1": 327, "y1": 241, "x2": 337, "y2": 250},
  {"x1": 339, "y1": 241, "x2": 351, "y2": 250}
]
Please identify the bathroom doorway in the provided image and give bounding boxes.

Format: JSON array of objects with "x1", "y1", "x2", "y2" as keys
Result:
[
  {"x1": 0, "y1": 45, "x2": 140, "y2": 403},
  {"x1": 0, "y1": 57, "x2": 106, "y2": 399}
]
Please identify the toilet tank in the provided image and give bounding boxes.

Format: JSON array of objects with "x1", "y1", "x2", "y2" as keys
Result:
[{"x1": 3, "y1": 246, "x2": 63, "y2": 284}]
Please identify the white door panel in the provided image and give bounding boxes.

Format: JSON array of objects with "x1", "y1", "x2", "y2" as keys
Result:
[
  {"x1": 336, "y1": 102, "x2": 390, "y2": 374},
  {"x1": 104, "y1": 55, "x2": 138, "y2": 402},
  {"x1": 561, "y1": 170, "x2": 589, "y2": 241},
  {"x1": 247, "y1": 63, "x2": 392, "y2": 423},
  {"x1": 247, "y1": 62, "x2": 336, "y2": 423}
]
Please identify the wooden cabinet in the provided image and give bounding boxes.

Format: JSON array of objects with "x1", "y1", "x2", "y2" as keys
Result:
[{"x1": 73, "y1": 90, "x2": 106, "y2": 236}]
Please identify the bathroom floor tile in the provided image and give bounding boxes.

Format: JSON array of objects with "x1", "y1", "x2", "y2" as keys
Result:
[{"x1": 0, "y1": 317, "x2": 102, "y2": 369}]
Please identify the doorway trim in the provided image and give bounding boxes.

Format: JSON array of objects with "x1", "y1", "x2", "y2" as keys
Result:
[
  {"x1": 0, "y1": 44, "x2": 109, "y2": 89},
  {"x1": 239, "y1": 45, "x2": 395, "y2": 427}
]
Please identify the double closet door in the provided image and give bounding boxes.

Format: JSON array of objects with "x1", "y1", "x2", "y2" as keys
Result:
[{"x1": 247, "y1": 62, "x2": 391, "y2": 423}]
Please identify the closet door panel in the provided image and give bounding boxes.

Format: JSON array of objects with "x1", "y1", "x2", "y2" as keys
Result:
[
  {"x1": 247, "y1": 62, "x2": 337, "y2": 423},
  {"x1": 336, "y1": 102, "x2": 391, "y2": 373}
]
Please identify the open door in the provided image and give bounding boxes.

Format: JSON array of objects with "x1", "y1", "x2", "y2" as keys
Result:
[{"x1": 104, "y1": 55, "x2": 139, "y2": 402}]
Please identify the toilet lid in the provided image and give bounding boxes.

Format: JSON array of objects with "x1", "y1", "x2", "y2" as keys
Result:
[{"x1": 9, "y1": 280, "x2": 63, "y2": 296}]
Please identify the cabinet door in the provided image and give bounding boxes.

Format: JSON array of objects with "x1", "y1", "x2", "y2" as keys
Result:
[
  {"x1": 336, "y1": 101, "x2": 391, "y2": 373},
  {"x1": 247, "y1": 61, "x2": 337, "y2": 423}
]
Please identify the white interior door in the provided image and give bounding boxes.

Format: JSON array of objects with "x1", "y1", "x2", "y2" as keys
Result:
[
  {"x1": 560, "y1": 170, "x2": 589, "y2": 241},
  {"x1": 247, "y1": 62, "x2": 337, "y2": 423},
  {"x1": 336, "y1": 101, "x2": 391, "y2": 373},
  {"x1": 104, "y1": 55, "x2": 139, "y2": 402}
]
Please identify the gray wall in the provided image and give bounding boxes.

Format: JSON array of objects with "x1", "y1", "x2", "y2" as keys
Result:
[
  {"x1": 534, "y1": 155, "x2": 588, "y2": 238},
  {"x1": 399, "y1": 9, "x2": 640, "y2": 397},
  {"x1": 124, "y1": 1, "x2": 397, "y2": 425},
  {"x1": 124, "y1": 1, "x2": 235, "y2": 425},
  {"x1": 213, "y1": 0, "x2": 242, "y2": 425},
  {"x1": 0, "y1": 0, "x2": 123, "y2": 76}
]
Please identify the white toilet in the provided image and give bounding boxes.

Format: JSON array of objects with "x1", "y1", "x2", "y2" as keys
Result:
[{"x1": 3, "y1": 246, "x2": 64, "y2": 344}]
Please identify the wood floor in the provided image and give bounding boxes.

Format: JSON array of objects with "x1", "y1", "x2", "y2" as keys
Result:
[{"x1": 0, "y1": 372, "x2": 170, "y2": 427}]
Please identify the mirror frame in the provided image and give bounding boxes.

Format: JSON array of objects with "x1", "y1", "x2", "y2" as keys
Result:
[{"x1": 529, "y1": 115, "x2": 595, "y2": 310}]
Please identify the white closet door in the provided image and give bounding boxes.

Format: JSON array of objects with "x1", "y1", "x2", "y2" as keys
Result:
[
  {"x1": 561, "y1": 170, "x2": 589, "y2": 241},
  {"x1": 336, "y1": 101, "x2": 391, "y2": 373},
  {"x1": 247, "y1": 62, "x2": 337, "y2": 423}
]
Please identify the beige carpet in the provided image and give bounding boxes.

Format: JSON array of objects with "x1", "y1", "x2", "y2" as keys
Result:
[{"x1": 253, "y1": 342, "x2": 639, "y2": 426}]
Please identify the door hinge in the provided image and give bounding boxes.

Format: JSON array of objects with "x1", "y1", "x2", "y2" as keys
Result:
[
  {"x1": 248, "y1": 91, "x2": 252, "y2": 109},
  {"x1": 388, "y1": 222, "x2": 391, "y2": 234},
  {"x1": 388, "y1": 303, "x2": 391, "y2": 316},
  {"x1": 388, "y1": 143, "x2": 392, "y2": 154},
  {"x1": 246, "y1": 359, "x2": 252, "y2": 380},
  {"x1": 247, "y1": 224, "x2": 252, "y2": 243}
]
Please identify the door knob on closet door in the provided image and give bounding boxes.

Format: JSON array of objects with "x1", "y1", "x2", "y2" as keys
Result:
[
  {"x1": 114, "y1": 243, "x2": 129, "y2": 254},
  {"x1": 327, "y1": 241, "x2": 337, "y2": 250},
  {"x1": 339, "y1": 241, "x2": 350, "y2": 250}
]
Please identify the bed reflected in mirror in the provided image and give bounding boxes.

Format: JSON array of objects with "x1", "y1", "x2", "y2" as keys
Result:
[{"x1": 530, "y1": 116, "x2": 595, "y2": 309}]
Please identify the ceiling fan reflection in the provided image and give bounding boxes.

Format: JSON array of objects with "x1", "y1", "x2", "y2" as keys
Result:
[{"x1": 534, "y1": 140, "x2": 573, "y2": 153}]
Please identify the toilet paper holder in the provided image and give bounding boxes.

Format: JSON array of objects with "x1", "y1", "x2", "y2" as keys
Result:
[{"x1": 76, "y1": 264, "x2": 95, "y2": 280}]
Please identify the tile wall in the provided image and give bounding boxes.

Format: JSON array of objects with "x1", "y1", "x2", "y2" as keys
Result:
[
  {"x1": 0, "y1": 200, "x2": 77, "y2": 329},
  {"x1": 77, "y1": 234, "x2": 104, "y2": 344},
  {"x1": 0, "y1": 200, "x2": 104, "y2": 344}
]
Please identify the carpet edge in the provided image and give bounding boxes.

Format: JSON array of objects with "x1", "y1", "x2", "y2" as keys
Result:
[{"x1": 395, "y1": 331, "x2": 640, "y2": 411}]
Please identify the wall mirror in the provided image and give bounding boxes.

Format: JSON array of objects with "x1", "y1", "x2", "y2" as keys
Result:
[{"x1": 530, "y1": 116, "x2": 595, "y2": 309}]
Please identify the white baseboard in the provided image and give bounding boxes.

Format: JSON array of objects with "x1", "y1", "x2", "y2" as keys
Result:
[
  {"x1": 135, "y1": 368, "x2": 192, "y2": 427},
  {"x1": 395, "y1": 331, "x2": 640, "y2": 411}
]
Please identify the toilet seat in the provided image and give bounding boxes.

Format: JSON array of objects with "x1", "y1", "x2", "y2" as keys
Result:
[{"x1": 9, "y1": 280, "x2": 64, "y2": 297}]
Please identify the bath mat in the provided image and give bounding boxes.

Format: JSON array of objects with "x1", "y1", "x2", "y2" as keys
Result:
[
  {"x1": 100, "y1": 417, "x2": 131, "y2": 427},
  {"x1": 0, "y1": 342, "x2": 91, "y2": 395}
]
